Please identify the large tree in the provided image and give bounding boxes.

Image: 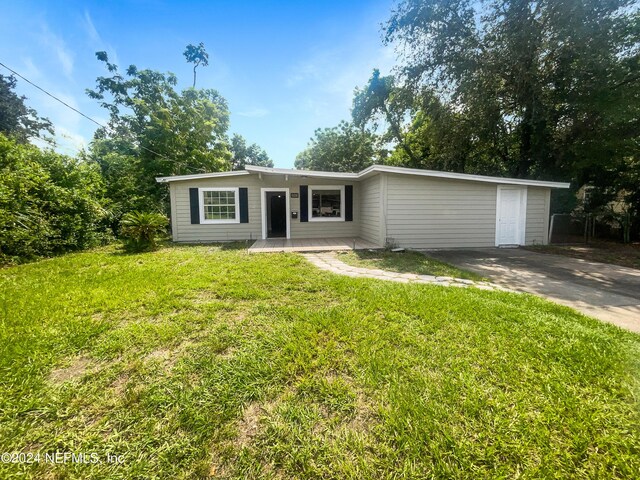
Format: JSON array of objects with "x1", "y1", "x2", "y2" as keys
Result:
[
  {"x1": 86, "y1": 51, "x2": 231, "y2": 212},
  {"x1": 230, "y1": 133, "x2": 273, "y2": 170},
  {"x1": 352, "y1": 69, "x2": 419, "y2": 166},
  {"x1": 0, "y1": 74, "x2": 53, "y2": 144},
  {"x1": 295, "y1": 121, "x2": 381, "y2": 172},
  {"x1": 385, "y1": 0, "x2": 640, "y2": 184}
]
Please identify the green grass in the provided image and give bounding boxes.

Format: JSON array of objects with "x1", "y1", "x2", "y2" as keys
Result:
[
  {"x1": 1, "y1": 244, "x2": 639, "y2": 479},
  {"x1": 338, "y1": 249, "x2": 485, "y2": 281}
]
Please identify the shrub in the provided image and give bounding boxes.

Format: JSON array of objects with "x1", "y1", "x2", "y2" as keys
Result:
[
  {"x1": 0, "y1": 134, "x2": 108, "y2": 264},
  {"x1": 119, "y1": 211, "x2": 168, "y2": 252}
]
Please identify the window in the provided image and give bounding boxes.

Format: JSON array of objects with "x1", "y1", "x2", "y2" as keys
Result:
[
  {"x1": 200, "y1": 188, "x2": 240, "y2": 224},
  {"x1": 309, "y1": 186, "x2": 345, "y2": 221}
]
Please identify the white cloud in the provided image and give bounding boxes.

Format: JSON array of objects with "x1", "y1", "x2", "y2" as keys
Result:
[
  {"x1": 21, "y1": 57, "x2": 42, "y2": 80},
  {"x1": 82, "y1": 10, "x2": 101, "y2": 44},
  {"x1": 285, "y1": 42, "x2": 396, "y2": 119},
  {"x1": 81, "y1": 10, "x2": 120, "y2": 67},
  {"x1": 54, "y1": 126, "x2": 88, "y2": 155},
  {"x1": 39, "y1": 23, "x2": 74, "y2": 78},
  {"x1": 40, "y1": 91, "x2": 83, "y2": 131},
  {"x1": 237, "y1": 108, "x2": 269, "y2": 118}
]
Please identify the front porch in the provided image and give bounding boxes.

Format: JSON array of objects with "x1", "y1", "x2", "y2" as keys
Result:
[{"x1": 248, "y1": 237, "x2": 380, "y2": 253}]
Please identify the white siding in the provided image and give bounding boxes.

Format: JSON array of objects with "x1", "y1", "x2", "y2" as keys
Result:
[
  {"x1": 384, "y1": 173, "x2": 498, "y2": 249},
  {"x1": 169, "y1": 175, "x2": 358, "y2": 242},
  {"x1": 358, "y1": 175, "x2": 382, "y2": 246},
  {"x1": 525, "y1": 187, "x2": 551, "y2": 245}
]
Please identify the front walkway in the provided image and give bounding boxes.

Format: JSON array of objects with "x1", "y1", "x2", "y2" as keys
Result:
[
  {"x1": 303, "y1": 252, "x2": 509, "y2": 291},
  {"x1": 248, "y1": 237, "x2": 379, "y2": 253}
]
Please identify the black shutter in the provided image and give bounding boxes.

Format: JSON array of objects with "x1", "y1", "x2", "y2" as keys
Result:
[
  {"x1": 189, "y1": 188, "x2": 200, "y2": 224},
  {"x1": 239, "y1": 188, "x2": 249, "y2": 223},
  {"x1": 300, "y1": 185, "x2": 308, "y2": 222},
  {"x1": 345, "y1": 185, "x2": 353, "y2": 222}
]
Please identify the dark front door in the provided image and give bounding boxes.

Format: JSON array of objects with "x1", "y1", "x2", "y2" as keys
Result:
[{"x1": 267, "y1": 191, "x2": 287, "y2": 238}]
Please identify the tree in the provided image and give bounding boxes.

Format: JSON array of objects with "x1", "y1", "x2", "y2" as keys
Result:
[
  {"x1": 384, "y1": 0, "x2": 640, "y2": 183},
  {"x1": 86, "y1": 51, "x2": 231, "y2": 213},
  {"x1": 295, "y1": 121, "x2": 380, "y2": 172},
  {"x1": 352, "y1": 69, "x2": 419, "y2": 166},
  {"x1": 0, "y1": 74, "x2": 53, "y2": 143},
  {"x1": 230, "y1": 133, "x2": 273, "y2": 170},
  {"x1": 183, "y1": 42, "x2": 209, "y2": 88}
]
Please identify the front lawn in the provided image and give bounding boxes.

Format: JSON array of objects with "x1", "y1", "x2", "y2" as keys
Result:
[
  {"x1": 338, "y1": 249, "x2": 485, "y2": 280},
  {"x1": 1, "y1": 244, "x2": 639, "y2": 479}
]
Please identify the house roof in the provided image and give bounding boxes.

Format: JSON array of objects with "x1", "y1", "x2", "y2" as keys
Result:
[{"x1": 156, "y1": 164, "x2": 570, "y2": 188}]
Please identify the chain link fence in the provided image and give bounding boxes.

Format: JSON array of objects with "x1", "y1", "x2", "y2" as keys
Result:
[{"x1": 549, "y1": 213, "x2": 631, "y2": 244}]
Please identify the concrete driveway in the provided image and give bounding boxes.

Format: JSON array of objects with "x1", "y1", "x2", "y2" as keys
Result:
[{"x1": 424, "y1": 248, "x2": 640, "y2": 333}]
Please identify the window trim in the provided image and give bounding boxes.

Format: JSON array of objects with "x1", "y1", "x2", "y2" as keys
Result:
[
  {"x1": 199, "y1": 187, "x2": 240, "y2": 224},
  {"x1": 308, "y1": 185, "x2": 346, "y2": 222}
]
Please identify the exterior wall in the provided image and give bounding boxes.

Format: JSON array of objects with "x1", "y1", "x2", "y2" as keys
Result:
[
  {"x1": 525, "y1": 187, "x2": 551, "y2": 245},
  {"x1": 168, "y1": 171, "x2": 553, "y2": 247},
  {"x1": 358, "y1": 175, "x2": 383, "y2": 246},
  {"x1": 384, "y1": 173, "x2": 499, "y2": 249},
  {"x1": 384, "y1": 173, "x2": 553, "y2": 249},
  {"x1": 170, "y1": 175, "x2": 359, "y2": 242}
]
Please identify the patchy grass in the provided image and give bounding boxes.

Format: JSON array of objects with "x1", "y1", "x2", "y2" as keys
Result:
[
  {"x1": 1, "y1": 244, "x2": 639, "y2": 479},
  {"x1": 525, "y1": 242, "x2": 640, "y2": 269},
  {"x1": 338, "y1": 249, "x2": 485, "y2": 281}
]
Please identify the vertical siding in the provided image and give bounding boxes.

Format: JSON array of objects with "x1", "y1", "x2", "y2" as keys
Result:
[
  {"x1": 358, "y1": 175, "x2": 382, "y2": 246},
  {"x1": 170, "y1": 175, "x2": 359, "y2": 242},
  {"x1": 525, "y1": 187, "x2": 551, "y2": 245},
  {"x1": 384, "y1": 173, "x2": 498, "y2": 249}
]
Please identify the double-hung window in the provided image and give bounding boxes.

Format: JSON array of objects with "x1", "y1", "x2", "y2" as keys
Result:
[
  {"x1": 199, "y1": 188, "x2": 240, "y2": 224},
  {"x1": 309, "y1": 185, "x2": 345, "y2": 221}
]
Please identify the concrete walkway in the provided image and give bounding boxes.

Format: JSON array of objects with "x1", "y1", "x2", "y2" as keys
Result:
[
  {"x1": 249, "y1": 237, "x2": 379, "y2": 253},
  {"x1": 303, "y1": 252, "x2": 510, "y2": 291},
  {"x1": 425, "y1": 248, "x2": 640, "y2": 333}
]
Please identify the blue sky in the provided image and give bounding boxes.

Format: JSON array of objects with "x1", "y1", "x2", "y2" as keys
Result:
[{"x1": 0, "y1": 0, "x2": 396, "y2": 167}]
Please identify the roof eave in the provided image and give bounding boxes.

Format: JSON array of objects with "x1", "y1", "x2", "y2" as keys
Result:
[
  {"x1": 361, "y1": 165, "x2": 570, "y2": 188},
  {"x1": 155, "y1": 170, "x2": 250, "y2": 183},
  {"x1": 244, "y1": 165, "x2": 359, "y2": 179}
]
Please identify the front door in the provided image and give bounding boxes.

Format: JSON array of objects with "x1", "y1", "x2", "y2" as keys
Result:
[
  {"x1": 266, "y1": 191, "x2": 287, "y2": 238},
  {"x1": 497, "y1": 187, "x2": 525, "y2": 245}
]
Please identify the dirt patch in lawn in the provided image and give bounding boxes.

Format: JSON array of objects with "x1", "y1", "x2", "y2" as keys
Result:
[
  {"x1": 48, "y1": 356, "x2": 92, "y2": 384},
  {"x1": 236, "y1": 401, "x2": 265, "y2": 448}
]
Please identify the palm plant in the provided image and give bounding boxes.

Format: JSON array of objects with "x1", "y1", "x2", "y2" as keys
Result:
[{"x1": 119, "y1": 211, "x2": 168, "y2": 252}]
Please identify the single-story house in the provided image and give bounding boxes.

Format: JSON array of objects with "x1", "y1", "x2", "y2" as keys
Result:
[{"x1": 156, "y1": 165, "x2": 570, "y2": 249}]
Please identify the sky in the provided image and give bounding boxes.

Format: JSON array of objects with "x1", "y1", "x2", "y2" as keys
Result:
[{"x1": 0, "y1": 0, "x2": 397, "y2": 168}]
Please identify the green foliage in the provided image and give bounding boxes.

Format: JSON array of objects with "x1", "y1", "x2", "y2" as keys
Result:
[
  {"x1": 384, "y1": 0, "x2": 640, "y2": 183},
  {"x1": 119, "y1": 211, "x2": 168, "y2": 252},
  {"x1": 0, "y1": 74, "x2": 53, "y2": 143},
  {"x1": 183, "y1": 42, "x2": 209, "y2": 88},
  {"x1": 353, "y1": 69, "x2": 419, "y2": 166},
  {"x1": 86, "y1": 51, "x2": 231, "y2": 214},
  {"x1": 295, "y1": 121, "x2": 380, "y2": 172},
  {"x1": 230, "y1": 133, "x2": 273, "y2": 170},
  {"x1": 0, "y1": 134, "x2": 107, "y2": 264}
]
